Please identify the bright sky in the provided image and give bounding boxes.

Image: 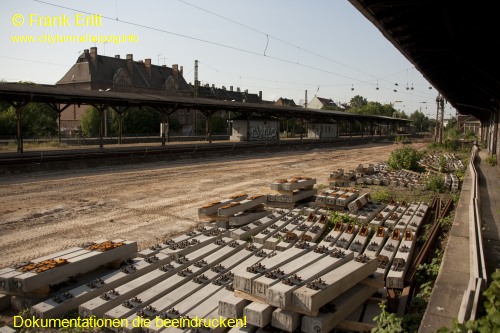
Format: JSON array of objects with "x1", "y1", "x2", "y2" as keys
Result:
[{"x1": 1, "y1": 0, "x2": 455, "y2": 119}]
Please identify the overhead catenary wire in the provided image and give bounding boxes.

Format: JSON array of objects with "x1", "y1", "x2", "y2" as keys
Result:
[
  {"x1": 31, "y1": 0, "x2": 386, "y2": 86},
  {"x1": 22, "y1": 0, "x2": 441, "y2": 111},
  {"x1": 176, "y1": 0, "x2": 385, "y2": 82}
]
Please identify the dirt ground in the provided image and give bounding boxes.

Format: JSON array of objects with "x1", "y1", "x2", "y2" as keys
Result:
[{"x1": 0, "y1": 142, "x2": 428, "y2": 269}]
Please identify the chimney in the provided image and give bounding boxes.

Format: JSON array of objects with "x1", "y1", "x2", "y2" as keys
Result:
[
  {"x1": 180, "y1": 65, "x2": 183, "y2": 77},
  {"x1": 230, "y1": 86, "x2": 233, "y2": 91},
  {"x1": 126, "y1": 54, "x2": 133, "y2": 73},
  {"x1": 237, "y1": 87, "x2": 240, "y2": 92},
  {"x1": 172, "y1": 64, "x2": 179, "y2": 81},
  {"x1": 145, "y1": 58, "x2": 151, "y2": 77},
  {"x1": 162, "y1": 64, "x2": 167, "y2": 67},
  {"x1": 259, "y1": 91, "x2": 262, "y2": 101},
  {"x1": 89, "y1": 47, "x2": 97, "y2": 66},
  {"x1": 115, "y1": 54, "x2": 120, "y2": 59}
]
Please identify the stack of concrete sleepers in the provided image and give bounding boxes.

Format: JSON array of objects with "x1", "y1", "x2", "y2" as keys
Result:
[
  {"x1": 369, "y1": 201, "x2": 399, "y2": 227},
  {"x1": 233, "y1": 242, "x2": 316, "y2": 295},
  {"x1": 386, "y1": 230, "x2": 417, "y2": 289},
  {"x1": 300, "y1": 282, "x2": 378, "y2": 333},
  {"x1": 315, "y1": 188, "x2": 340, "y2": 207},
  {"x1": 374, "y1": 229, "x2": 404, "y2": 280},
  {"x1": 271, "y1": 257, "x2": 377, "y2": 332},
  {"x1": 335, "y1": 189, "x2": 360, "y2": 208},
  {"x1": 300, "y1": 212, "x2": 329, "y2": 243},
  {"x1": 347, "y1": 193, "x2": 372, "y2": 215},
  {"x1": 361, "y1": 226, "x2": 388, "y2": 260},
  {"x1": 160, "y1": 228, "x2": 228, "y2": 260},
  {"x1": 405, "y1": 202, "x2": 430, "y2": 233},
  {"x1": 0, "y1": 246, "x2": 88, "y2": 294},
  {"x1": 328, "y1": 169, "x2": 344, "y2": 187},
  {"x1": 263, "y1": 210, "x2": 306, "y2": 250},
  {"x1": 354, "y1": 201, "x2": 385, "y2": 225},
  {"x1": 2, "y1": 240, "x2": 137, "y2": 295},
  {"x1": 393, "y1": 202, "x2": 419, "y2": 231},
  {"x1": 32, "y1": 252, "x2": 172, "y2": 319},
  {"x1": 332, "y1": 223, "x2": 358, "y2": 250},
  {"x1": 316, "y1": 187, "x2": 358, "y2": 210},
  {"x1": 252, "y1": 209, "x2": 302, "y2": 246},
  {"x1": 267, "y1": 177, "x2": 317, "y2": 208},
  {"x1": 240, "y1": 247, "x2": 352, "y2": 330},
  {"x1": 451, "y1": 173, "x2": 460, "y2": 192},
  {"x1": 319, "y1": 221, "x2": 345, "y2": 247},
  {"x1": 329, "y1": 169, "x2": 356, "y2": 187},
  {"x1": 217, "y1": 195, "x2": 268, "y2": 228},
  {"x1": 138, "y1": 226, "x2": 224, "y2": 258},
  {"x1": 384, "y1": 203, "x2": 409, "y2": 229},
  {"x1": 78, "y1": 238, "x2": 236, "y2": 319},
  {"x1": 228, "y1": 253, "x2": 379, "y2": 332},
  {"x1": 229, "y1": 209, "x2": 290, "y2": 241},
  {"x1": 198, "y1": 193, "x2": 248, "y2": 220},
  {"x1": 348, "y1": 224, "x2": 371, "y2": 254},
  {"x1": 117, "y1": 241, "x2": 270, "y2": 333},
  {"x1": 276, "y1": 210, "x2": 323, "y2": 251}
]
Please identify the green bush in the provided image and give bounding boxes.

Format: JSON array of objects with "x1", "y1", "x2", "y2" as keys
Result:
[
  {"x1": 370, "y1": 188, "x2": 393, "y2": 203},
  {"x1": 428, "y1": 174, "x2": 447, "y2": 193},
  {"x1": 439, "y1": 155, "x2": 447, "y2": 173},
  {"x1": 388, "y1": 147, "x2": 423, "y2": 171},
  {"x1": 485, "y1": 154, "x2": 497, "y2": 166}
]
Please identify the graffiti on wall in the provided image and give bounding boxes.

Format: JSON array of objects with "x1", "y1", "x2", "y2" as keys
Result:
[{"x1": 250, "y1": 123, "x2": 277, "y2": 140}]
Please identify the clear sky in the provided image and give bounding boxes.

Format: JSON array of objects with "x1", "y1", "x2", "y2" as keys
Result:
[{"x1": 1, "y1": 0, "x2": 455, "y2": 119}]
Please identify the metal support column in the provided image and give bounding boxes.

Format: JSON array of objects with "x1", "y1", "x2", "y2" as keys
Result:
[
  {"x1": 92, "y1": 104, "x2": 108, "y2": 149},
  {"x1": 439, "y1": 95, "x2": 445, "y2": 145},
  {"x1": 11, "y1": 102, "x2": 28, "y2": 154}
]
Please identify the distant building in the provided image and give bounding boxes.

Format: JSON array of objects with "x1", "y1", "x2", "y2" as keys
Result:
[
  {"x1": 194, "y1": 84, "x2": 262, "y2": 103},
  {"x1": 308, "y1": 96, "x2": 337, "y2": 109},
  {"x1": 56, "y1": 47, "x2": 192, "y2": 133},
  {"x1": 230, "y1": 117, "x2": 279, "y2": 142},
  {"x1": 308, "y1": 123, "x2": 339, "y2": 139},
  {"x1": 56, "y1": 47, "x2": 267, "y2": 135},
  {"x1": 457, "y1": 115, "x2": 481, "y2": 135},
  {"x1": 57, "y1": 47, "x2": 192, "y2": 95},
  {"x1": 275, "y1": 97, "x2": 297, "y2": 107}
]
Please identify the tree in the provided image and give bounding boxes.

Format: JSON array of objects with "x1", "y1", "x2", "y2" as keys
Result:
[
  {"x1": 392, "y1": 110, "x2": 409, "y2": 119},
  {"x1": 0, "y1": 106, "x2": 16, "y2": 137},
  {"x1": 0, "y1": 102, "x2": 57, "y2": 138},
  {"x1": 409, "y1": 110, "x2": 431, "y2": 132},
  {"x1": 209, "y1": 115, "x2": 228, "y2": 135},
  {"x1": 387, "y1": 147, "x2": 423, "y2": 171},
  {"x1": 80, "y1": 106, "x2": 100, "y2": 137},
  {"x1": 349, "y1": 95, "x2": 368, "y2": 109},
  {"x1": 116, "y1": 107, "x2": 161, "y2": 134},
  {"x1": 345, "y1": 96, "x2": 397, "y2": 117}
]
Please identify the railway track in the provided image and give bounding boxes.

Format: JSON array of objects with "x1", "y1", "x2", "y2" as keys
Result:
[{"x1": 0, "y1": 136, "x2": 391, "y2": 167}]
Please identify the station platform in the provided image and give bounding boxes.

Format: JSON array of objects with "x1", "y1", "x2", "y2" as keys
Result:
[{"x1": 420, "y1": 148, "x2": 499, "y2": 332}]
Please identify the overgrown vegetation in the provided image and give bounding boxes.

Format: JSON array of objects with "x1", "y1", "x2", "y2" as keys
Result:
[
  {"x1": 370, "y1": 188, "x2": 393, "y2": 203},
  {"x1": 485, "y1": 154, "x2": 497, "y2": 167},
  {"x1": 370, "y1": 143, "x2": 473, "y2": 332},
  {"x1": 387, "y1": 146, "x2": 424, "y2": 172},
  {"x1": 427, "y1": 174, "x2": 447, "y2": 193},
  {"x1": 373, "y1": 302, "x2": 404, "y2": 333}
]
